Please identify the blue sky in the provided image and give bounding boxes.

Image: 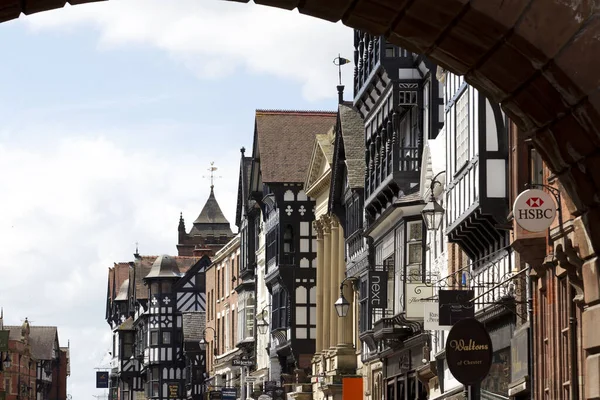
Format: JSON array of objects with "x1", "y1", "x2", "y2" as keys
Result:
[{"x1": 0, "y1": 2, "x2": 353, "y2": 398}]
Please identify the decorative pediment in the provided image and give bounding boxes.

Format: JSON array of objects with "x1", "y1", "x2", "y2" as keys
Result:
[{"x1": 304, "y1": 130, "x2": 335, "y2": 198}]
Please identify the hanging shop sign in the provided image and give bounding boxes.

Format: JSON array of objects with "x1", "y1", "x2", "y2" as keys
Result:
[
  {"x1": 445, "y1": 317, "x2": 493, "y2": 385},
  {"x1": 439, "y1": 289, "x2": 474, "y2": 326},
  {"x1": 233, "y1": 356, "x2": 255, "y2": 367},
  {"x1": 405, "y1": 283, "x2": 434, "y2": 320},
  {"x1": 208, "y1": 391, "x2": 222, "y2": 400},
  {"x1": 368, "y1": 270, "x2": 388, "y2": 310},
  {"x1": 96, "y1": 371, "x2": 109, "y2": 389},
  {"x1": 221, "y1": 387, "x2": 237, "y2": 400},
  {"x1": 423, "y1": 302, "x2": 451, "y2": 330},
  {"x1": 513, "y1": 188, "x2": 557, "y2": 232}
]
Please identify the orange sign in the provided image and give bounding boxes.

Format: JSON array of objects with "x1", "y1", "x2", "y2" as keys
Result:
[{"x1": 342, "y1": 377, "x2": 363, "y2": 400}]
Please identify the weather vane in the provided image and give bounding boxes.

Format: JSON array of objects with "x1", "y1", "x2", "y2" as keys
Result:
[
  {"x1": 333, "y1": 54, "x2": 351, "y2": 85},
  {"x1": 202, "y1": 161, "x2": 222, "y2": 189}
]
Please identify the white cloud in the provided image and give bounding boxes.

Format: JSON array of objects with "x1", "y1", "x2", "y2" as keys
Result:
[
  {"x1": 0, "y1": 134, "x2": 240, "y2": 399},
  {"x1": 21, "y1": 0, "x2": 355, "y2": 101}
]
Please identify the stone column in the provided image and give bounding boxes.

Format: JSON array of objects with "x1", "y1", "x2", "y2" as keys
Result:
[
  {"x1": 314, "y1": 220, "x2": 324, "y2": 353},
  {"x1": 330, "y1": 216, "x2": 339, "y2": 350},
  {"x1": 338, "y1": 225, "x2": 353, "y2": 346},
  {"x1": 322, "y1": 216, "x2": 332, "y2": 351}
]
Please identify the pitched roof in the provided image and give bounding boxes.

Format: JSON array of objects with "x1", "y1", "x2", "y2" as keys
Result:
[
  {"x1": 5, "y1": 325, "x2": 59, "y2": 360},
  {"x1": 338, "y1": 103, "x2": 365, "y2": 189},
  {"x1": 109, "y1": 262, "x2": 130, "y2": 301},
  {"x1": 134, "y1": 255, "x2": 201, "y2": 299},
  {"x1": 255, "y1": 110, "x2": 336, "y2": 183},
  {"x1": 189, "y1": 187, "x2": 233, "y2": 238},
  {"x1": 235, "y1": 154, "x2": 254, "y2": 227}
]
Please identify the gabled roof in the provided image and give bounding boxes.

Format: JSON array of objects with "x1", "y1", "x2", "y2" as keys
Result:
[
  {"x1": 255, "y1": 110, "x2": 336, "y2": 183},
  {"x1": 189, "y1": 187, "x2": 233, "y2": 238},
  {"x1": 338, "y1": 102, "x2": 365, "y2": 189},
  {"x1": 304, "y1": 128, "x2": 335, "y2": 198},
  {"x1": 5, "y1": 325, "x2": 59, "y2": 360},
  {"x1": 235, "y1": 151, "x2": 254, "y2": 228}
]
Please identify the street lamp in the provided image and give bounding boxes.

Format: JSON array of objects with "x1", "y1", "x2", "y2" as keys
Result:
[
  {"x1": 256, "y1": 307, "x2": 269, "y2": 335},
  {"x1": 2, "y1": 353, "x2": 11, "y2": 369},
  {"x1": 421, "y1": 171, "x2": 446, "y2": 231},
  {"x1": 199, "y1": 327, "x2": 218, "y2": 356},
  {"x1": 335, "y1": 277, "x2": 359, "y2": 318}
]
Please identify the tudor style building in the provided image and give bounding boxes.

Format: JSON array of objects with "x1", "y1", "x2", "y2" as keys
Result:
[
  {"x1": 106, "y1": 254, "x2": 210, "y2": 400},
  {"x1": 247, "y1": 109, "x2": 336, "y2": 390},
  {"x1": 105, "y1": 186, "x2": 233, "y2": 400},
  {"x1": 419, "y1": 70, "x2": 517, "y2": 400},
  {"x1": 351, "y1": 29, "x2": 444, "y2": 400}
]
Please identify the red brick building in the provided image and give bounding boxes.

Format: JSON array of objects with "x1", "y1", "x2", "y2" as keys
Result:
[
  {"x1": 509, "y1": 120, "x2": 587, "y2": 400},
  {"x1": 0, "y1": 316, "x2": 70, "y2": 400}
]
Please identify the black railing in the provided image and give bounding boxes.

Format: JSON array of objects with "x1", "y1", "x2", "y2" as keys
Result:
[{"x1": 398, "y1": 146, "x2": 420, "y2": 172}]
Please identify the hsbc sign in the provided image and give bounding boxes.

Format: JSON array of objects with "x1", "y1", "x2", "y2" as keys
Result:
[{"x1": 513, "y1": 189, "x2": 557, "y2": 232}]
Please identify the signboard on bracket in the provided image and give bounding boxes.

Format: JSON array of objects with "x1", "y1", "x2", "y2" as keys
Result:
[
  {"x1": 405, "y1": 283, "x2": 434, "y2": 320},
  {"x1": 368, "y1": 270, "x2": 388, "y2": 310},
  {"x1": 513, "y1": 188, "x2": 557, "y2": 232}
]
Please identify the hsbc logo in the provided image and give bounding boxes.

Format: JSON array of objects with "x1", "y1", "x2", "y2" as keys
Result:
[
  {"x1": 526, "y1": 197, "x2": 544, "y2": 207},
  {"x1": 513, "y1": 189, "x2": 557, "y2": 232}
]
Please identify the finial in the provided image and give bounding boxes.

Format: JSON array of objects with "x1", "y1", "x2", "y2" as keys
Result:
[
  {"x1": 135, "y1": 242, "x2": 139, "y2": 255},
  {"x1": 240, "y1": 147, "x2": 246, "y2": 155},
  {"x1": 202, "y1": 161, "x2": 222, "y2": 189}
]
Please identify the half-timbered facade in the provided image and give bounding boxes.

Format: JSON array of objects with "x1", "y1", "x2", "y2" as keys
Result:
[
  {"x1": 428, "y1": 70, "x2": 515, "y2": 400},
  {"x1": 247, "y1": 110, "x2": 336, "y2": 388},
  {"x1": 353, "y1": 29, "x2": 444, "y2": 400}
]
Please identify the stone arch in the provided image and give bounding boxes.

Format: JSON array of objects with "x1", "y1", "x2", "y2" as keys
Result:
[{"x1": 3, "y1": 2, "x2": 600, "y2": 391}]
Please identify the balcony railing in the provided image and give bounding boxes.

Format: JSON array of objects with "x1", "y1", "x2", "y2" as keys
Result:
[{"x1": 398, "y1": 146, "x2": 420, "y2": 172}]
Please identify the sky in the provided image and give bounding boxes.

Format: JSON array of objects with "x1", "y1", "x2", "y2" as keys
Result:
[{"x1": 0, "y1": 1, "x2": 354, "y2": 398}]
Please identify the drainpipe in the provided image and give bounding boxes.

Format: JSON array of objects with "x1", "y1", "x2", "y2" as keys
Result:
[
  {"x1": 569, "y1": 314, "x2": 578, "y2": 400},
  {"x1": 527, "y1": 266, "x2": 535, "y2": 400}
]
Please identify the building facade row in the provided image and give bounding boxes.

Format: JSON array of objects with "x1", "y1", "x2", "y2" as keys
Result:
[{"x1": 105, "y1": 27, "x2": 596, "y2": 400}]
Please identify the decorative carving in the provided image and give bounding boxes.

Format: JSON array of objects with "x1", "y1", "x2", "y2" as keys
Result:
[
  {"x1": 321, "y1": 215, "x2": 332, "y2": 234},
  {"x1": 555, "y1": 239, "x2": 585, "y2": 303}
]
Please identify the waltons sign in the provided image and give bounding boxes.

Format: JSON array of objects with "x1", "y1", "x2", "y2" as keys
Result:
[
  {"x1": 513, "y1": 188, "x2": 557, "y2": 232},
  {"x1": 445, "y1": 318, "x2": 493, "y2": 385}
]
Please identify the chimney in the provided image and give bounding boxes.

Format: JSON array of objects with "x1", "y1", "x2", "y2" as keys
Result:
[{"x1": 337, "y1": 85, "x2": 344, "y2": 104}]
